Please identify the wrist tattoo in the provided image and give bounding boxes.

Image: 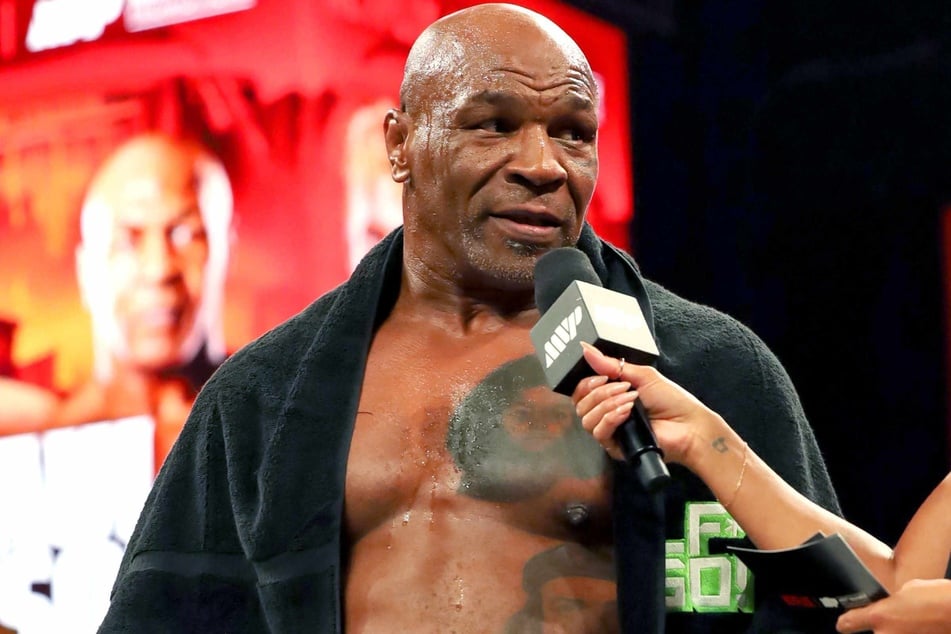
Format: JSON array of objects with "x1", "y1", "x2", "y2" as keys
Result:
[{"x1": 711, "y1": 436, "x2": 728, "y2": 453}]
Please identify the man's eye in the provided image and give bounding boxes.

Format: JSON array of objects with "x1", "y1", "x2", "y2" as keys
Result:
[
  {"x1": 170, "y1": 224, "x2": 205, "y2": 249},
  {"x1": 554, "y1": 127, "x2": 592, "y2": 143},
  {"x1": 114, "y1": 229, "x2": 140, "y2": 251},
  {"x1": 477, "y1": 119, "x2": 511, "y2": 133},
  {"x1": 510, "y1": 407, "x2": 534, "y2": 423}
]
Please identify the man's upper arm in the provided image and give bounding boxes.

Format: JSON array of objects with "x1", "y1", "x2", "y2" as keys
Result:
[{"x1": 100, "y1": 388, "x2": 264, "y2": 633}]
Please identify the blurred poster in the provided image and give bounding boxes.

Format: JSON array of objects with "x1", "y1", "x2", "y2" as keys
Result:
[{"x1": 0, "y1": 0, "x2": 632, "y2": 631}]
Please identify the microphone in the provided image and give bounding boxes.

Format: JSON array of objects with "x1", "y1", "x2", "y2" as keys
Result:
[{"x1": 529, "y1": 247, "x2": 671, "y2": 493}]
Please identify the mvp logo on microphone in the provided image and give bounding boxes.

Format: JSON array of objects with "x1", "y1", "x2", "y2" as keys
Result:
[
  {"x1": 530, "y1": 280, "x2": 658, "y2": 395},
  {"x1": 542, "y1": 306, "x2": 584, "y2": 368}
]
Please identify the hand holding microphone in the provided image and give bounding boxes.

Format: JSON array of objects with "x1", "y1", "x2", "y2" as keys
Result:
[
  {"x1": 572, "y1": 342, "x2": 719, "y2": 468},
  {"x1": 529, "y1": 247, "x2": 671, "y2": 492},
  {"x1": 572, "y1": 342, "x2": 654, "y2": 462}
]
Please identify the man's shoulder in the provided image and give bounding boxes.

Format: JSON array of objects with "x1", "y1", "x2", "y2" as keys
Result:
[
  {"x1": 643, "y1": 278, "x2": 763, "y2": 354},
  {"x1": 205, "y1": 288, "x2": 345, "y2": 392},
  {"x1": 640, "y1": 277, "x2": 797, "y2": 412}
]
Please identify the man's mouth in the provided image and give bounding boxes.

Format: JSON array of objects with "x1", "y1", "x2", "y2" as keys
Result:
[
  {"x1": 489, "y1": 208, "x2": 563, "y2": 241},
  {"x1": 491, "y1": 207, "x2": 562, "y2": 227},
  {"x1": 132, "y1": 306, "x2": 184, "y2": 329}
]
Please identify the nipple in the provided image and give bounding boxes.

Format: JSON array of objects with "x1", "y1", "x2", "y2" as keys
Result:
[{"x1": 564, "y1": 502, "x2": 591, "y2": 526}]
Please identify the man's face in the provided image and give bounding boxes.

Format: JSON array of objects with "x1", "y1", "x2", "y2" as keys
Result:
[
  {"x1": 502, "y1": 385, "x2": 576, "y2": 452},
  {"x1": 87, "y1": 145, "x2": 209, "y2": 372},
  {"x1": 402, "y1": 24, "x2": 599, "y2": 288}
]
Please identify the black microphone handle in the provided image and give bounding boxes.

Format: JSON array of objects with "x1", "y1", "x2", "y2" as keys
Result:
[{"x1": 615, "y1": 398, "x2": 671, "y2": 493}]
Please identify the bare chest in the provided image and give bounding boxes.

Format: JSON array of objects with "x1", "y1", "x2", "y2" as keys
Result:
[{"x1": 344, "y1": 324, "x2": 613, "y2": 544}]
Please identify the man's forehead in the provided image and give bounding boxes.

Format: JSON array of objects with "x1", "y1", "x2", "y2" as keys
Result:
[
  {"x1": 448, "y1": 36, "x2": 595, "y2": 99},
  {"x1": 111, "y1": 175, "x2": 195, "y2": 204},
  {"x1": 99, "y1": 177, "x2": 201, "y2": 226},
  {"x1": 404, "y1": 6, "x2": 596, "y2": 108},
  {"x1": 459, "y1": 72, "x2": 597, "y2": 104},
  {"x1": 117, "y1": 174, "x2": 195, "y2": 200}
]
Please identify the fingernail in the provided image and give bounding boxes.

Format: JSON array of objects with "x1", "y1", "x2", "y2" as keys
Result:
[
  {"x1": 615, "y1": 401, "x2": 634, "y2": 415},
  {"x1": 607, "y1": 381, "x2": 631, "y2": 393},
  {"x1": 580, "y1": 341, "x2": 600, "y2": 355},
  {"x1": 587, "y1": 375, "x2": 609, "y2": 389}
]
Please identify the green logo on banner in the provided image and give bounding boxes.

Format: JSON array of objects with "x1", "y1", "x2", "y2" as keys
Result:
[{"x1": 665, "y1": 502, "x2": 754, "y2": 613}]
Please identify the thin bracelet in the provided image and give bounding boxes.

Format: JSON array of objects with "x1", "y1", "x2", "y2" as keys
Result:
[{"x1": 720, "y1": 441, "x2": 749, "y2": 510}]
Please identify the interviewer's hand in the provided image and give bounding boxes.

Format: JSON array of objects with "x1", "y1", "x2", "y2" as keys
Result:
[
  {"x1": 571, "y1": 342, "x2": 727, "y2": 468},
  {"x1": 836, "y1": 578, "x2": 951, "y2": 633}
]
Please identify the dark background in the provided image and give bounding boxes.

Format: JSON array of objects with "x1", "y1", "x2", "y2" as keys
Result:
[{"x1": 569, "y1": 0, "x2": 951, "y2": 546}]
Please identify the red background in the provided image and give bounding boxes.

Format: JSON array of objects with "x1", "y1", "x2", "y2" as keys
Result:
[{"x1": 0, "y1": 0, "x2": 632, "y2": 392}]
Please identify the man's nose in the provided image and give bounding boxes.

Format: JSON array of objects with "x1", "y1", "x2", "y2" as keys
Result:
[
  {"x1": 505, "y1": 126, "x2": 568, "y2": 190},
  {"x1": 137, "y1": 231, "x2": 179, "y2": 281}
]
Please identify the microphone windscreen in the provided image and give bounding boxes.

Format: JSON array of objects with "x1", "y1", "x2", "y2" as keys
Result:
[{"x1": 534, "y1": 247, "x2": 602, "y2": 313}]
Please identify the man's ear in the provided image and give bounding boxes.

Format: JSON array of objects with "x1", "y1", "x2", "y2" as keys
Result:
[{"x1": 384, "y1": 109, "x2": 411, "y2": 183}]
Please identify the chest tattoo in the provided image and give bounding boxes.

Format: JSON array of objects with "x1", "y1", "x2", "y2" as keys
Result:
[{"x1": 445, "y1": 355, "x2": 607, "y2": 502}]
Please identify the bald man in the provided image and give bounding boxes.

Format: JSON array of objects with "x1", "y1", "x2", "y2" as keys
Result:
[
  {"x1": 0, "y1": 134, "x2": 233, "y2": 633},
  {"x1": 0, "y1": 135, "x2": 232, "y2": 453},
  {"x1": 99, "y1": 6, "x2": 839, "y2": 632},
  {"x1": 53, "y1": 133, "x2": 232, "y2": 464}
]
